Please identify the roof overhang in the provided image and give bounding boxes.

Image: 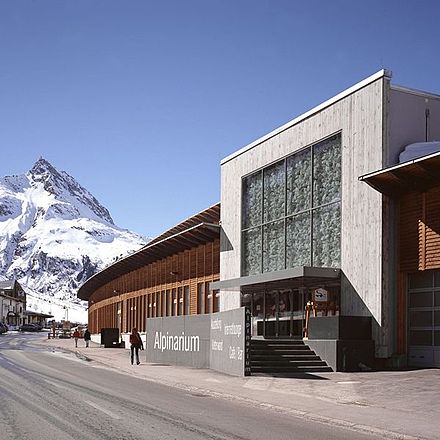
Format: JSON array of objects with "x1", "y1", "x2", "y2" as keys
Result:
[
  {"x1": 78, "y1": 222, "x2": 220, "y2": 301},
  {"x1": 24, "y1": 311, "x2": 54, "y2": 318},
  {"x1": 359, "y1": 151, "x2": 440, "y2": 197},
  {"x1": 211, "y1": 267, "x2": 340, "y2": 292}
]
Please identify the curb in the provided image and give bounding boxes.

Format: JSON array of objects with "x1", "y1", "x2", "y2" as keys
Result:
[{"x1": 37, "y1": 341, "x2": 426, "y2": 440}]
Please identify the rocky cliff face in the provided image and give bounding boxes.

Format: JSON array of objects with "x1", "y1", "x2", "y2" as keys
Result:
[{"x1": 0, "y1": 158, "x2": 147, "y2": 321}]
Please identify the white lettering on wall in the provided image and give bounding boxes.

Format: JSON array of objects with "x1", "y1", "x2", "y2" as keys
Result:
[
  {"x1": 211, "y1": 318, "x2": 222, "y2": 330},
  {"x1": 153, "y1": 331, "x2": 200, "y2": 352},
  {"x1": 224, "y1": 323, "x2": 242, "y2": 338},
  {"x1": 211, "y1": 340, "x2": 223, "y2": 351},
  {"x1": 228, "y1": 346, "x2": 243, "y2": 360}
]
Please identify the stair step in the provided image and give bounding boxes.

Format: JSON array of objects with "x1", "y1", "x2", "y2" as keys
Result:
[
  {"x1": 252, "y1": 346, "x2": 306, "y2": 349},
  {"x1": 251, "y1": 342, "x2": 309, "y2": 347},
  {"x1": 251, "y1": 360, "x2": 327, "y2": 367},
  {"x1": 251, "y1": 354, "x2": 320, "y2": 361},
  {"x1": 251, "y1": 348, "x2": 313, "y2": 354},
  {"x1": 249, "y1": 339, "x2": 332, "y2": 375},
  {"x1": 251, "y1": 365, "x2": 333, "y2": 373},
  {"x1": 251, "y1": 341, "x2": 305, "y2": 345}
]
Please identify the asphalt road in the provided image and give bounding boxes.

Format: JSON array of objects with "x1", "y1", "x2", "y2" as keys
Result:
[{"x1": 0, "y1": 332, "x2": 383, "y2": 440}]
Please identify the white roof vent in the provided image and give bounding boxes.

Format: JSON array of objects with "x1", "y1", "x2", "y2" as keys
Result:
[{"x1": 399, "y1": 141, "x2": 440, "y2": 163}]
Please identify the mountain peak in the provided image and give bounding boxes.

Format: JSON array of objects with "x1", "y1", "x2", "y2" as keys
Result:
[
  {"x1": 0, "y1": 159, "x2": 148, "y2": 320},
  {"x1": 30, "y1": 157, "x2": 57, "y2": 176},
  {"x1": 26, "y1": 158, "x2": 115, "y2": 225},
  {"x1": 29, "y1": 157, "x2": 63, "y2": 187}
]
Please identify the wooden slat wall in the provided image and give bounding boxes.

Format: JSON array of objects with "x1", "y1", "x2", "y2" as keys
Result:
[
  {"x1": 425, "y1": 188, "x2": 440, "y2": 269},
  {"x1": 399, "y1": 189, "x2": 440, "y2": 273},
  {"x1": 88, "y1": 239, "x2": 220, "y2": 334},
  {"x1": 399, "y1": 191, "x2": 422, "y2": 273},
  {"x1": 87, "y1": 303, "x2": 117, "y2": 334}
]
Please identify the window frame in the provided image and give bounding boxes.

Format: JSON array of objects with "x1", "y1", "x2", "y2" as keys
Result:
[{"x1": 241, "y1": 132, "x2": 342, "y2": 276}]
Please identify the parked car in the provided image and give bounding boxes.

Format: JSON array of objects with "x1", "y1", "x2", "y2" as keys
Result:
[
  {"x1": 0, "y1": 322, "x2": 8, "y2": 334},
  {"x1": 19, "y1": 323, "x2": 41, "y2": 332}
]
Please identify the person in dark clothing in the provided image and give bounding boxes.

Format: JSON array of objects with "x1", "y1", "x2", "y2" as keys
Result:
[
  {"x1": 84, "y1": 329, "x2": 91, "y2": 348},
  {"x1": 130, "y1": 327, "x2": 144, "y2": 365}
]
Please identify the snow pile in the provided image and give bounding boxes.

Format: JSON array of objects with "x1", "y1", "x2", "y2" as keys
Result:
[
  {"x1": 0, "y1": 158, "x2": 148, "y2": 322},
  {"x1": 399, "y1": 141, "x2": 440, "y2": 163}
]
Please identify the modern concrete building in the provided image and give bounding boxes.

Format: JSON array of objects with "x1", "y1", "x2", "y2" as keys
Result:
[
  {"x1": 79, "y1": 70, "x2": 440, "y2": 372},
  {"x1": 213, "y1": 70, "x2": 440, "y2": 369}
]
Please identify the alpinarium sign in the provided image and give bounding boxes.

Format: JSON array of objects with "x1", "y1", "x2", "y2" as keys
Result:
[{"x1": 146, "y1": 307, "x2": 249, "y2": 376}]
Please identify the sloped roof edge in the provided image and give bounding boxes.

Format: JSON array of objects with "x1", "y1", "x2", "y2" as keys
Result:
[{"x1": 78, "y1": 204, "x2": 220, "y2": 301}]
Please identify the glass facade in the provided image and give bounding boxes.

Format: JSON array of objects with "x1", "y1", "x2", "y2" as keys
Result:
[
  {"x1": 408, "y1": 271, "x2": 440, "y2": 349},
  {"x1": 241, "y1": 133, "x2": 342, "y2": 276}
]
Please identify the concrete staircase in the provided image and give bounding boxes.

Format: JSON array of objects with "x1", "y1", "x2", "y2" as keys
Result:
[{"x1": 250, "y1": 339, "x2": 332, "y2": 375}]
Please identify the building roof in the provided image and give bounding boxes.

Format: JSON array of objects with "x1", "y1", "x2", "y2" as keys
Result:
[
  {"x1": 145, "y1": 203, "x2": 220, "y2": 246},
  {"x1": 0, "y1": 280, "x2": 16, "y2": 290},
  {"x1": 359, "y1": 151, "x2": 440, "y2": 197},
  {"x1": 24, "y1": 311, "x2": 54, "y2": 318},
  {"x1": 0, "y1": 280, "x2": 24, "y2": 298},
  {"x1": 77, "y1": 203, "x2": 220, "y2": 301}
]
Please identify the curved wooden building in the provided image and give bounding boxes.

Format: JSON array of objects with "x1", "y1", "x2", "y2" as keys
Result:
[{"x1": 78, "y1": 204, "x2": 220, "y2": 336}]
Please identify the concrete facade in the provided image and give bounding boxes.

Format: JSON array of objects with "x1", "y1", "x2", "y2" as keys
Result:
[
  {"x1": 218, "y1": 70, "x2": 440, "y2": 360},
  {"x1": 220, "y1": 71, "x2": 391, "y2": 357},
  {"x1": 78, "y1": 70, "x2": 440, "y2": 369}
]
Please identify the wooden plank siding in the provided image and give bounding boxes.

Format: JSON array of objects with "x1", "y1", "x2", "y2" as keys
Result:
[
  {"x1": 397, "y1": 187, "x2": 440, "y2": 353},
  {"x1": 399, "y1": 189, "x2": 440, "y2": 273},
  {"x1": 399, "y1": 191, "x2": 422, "y2": 273},
  {"x1": 88, "y1": 239, "x2": 220, "y2": 334}
]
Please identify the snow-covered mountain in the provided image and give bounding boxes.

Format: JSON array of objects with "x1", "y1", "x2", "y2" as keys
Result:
[{"x1": 0, "y1": 158, "x2": 147, "y2": 322}]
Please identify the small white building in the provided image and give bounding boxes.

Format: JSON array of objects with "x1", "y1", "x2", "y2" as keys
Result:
[{"x1": 0, "y1": 279, "x2": 26, "y2": 328}]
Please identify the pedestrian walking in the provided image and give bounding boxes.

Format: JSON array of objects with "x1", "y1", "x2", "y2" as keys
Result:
[
  {"x1": 129, "y1": 327, "x2": 144, "y2": 365},
  {"x1": 72, "y1": 329, "x2": 80, "y2": 348},
  {"x1": 84, "y1": 329, "x2": 91, "y2": 348}
]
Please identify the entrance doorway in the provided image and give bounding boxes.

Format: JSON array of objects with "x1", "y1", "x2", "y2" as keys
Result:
[{"x1": 243, "y1": 290, "x2": 305, "y2": 339}]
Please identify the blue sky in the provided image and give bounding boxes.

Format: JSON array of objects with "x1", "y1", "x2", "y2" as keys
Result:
[{"x1": 1, "y1": 1, "x2": 439, "y2": 238}]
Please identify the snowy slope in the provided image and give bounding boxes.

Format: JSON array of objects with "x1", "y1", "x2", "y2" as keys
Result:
[{"x1": 0, "y1": 158, "x2": 147, "y2": 322}]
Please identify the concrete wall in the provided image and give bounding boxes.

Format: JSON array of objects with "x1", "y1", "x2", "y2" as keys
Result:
[
  {"x1": 146, "y1": 315, "x2": 211, "y2": 368},
  {"x1": 144, "y1": 308, "x2": 247, "y2": 376},
  {"x1": 219, "y1": 72, "x2": 392, "y2": 357},
  {"x1": 210, "y1": 307, "x2": 247, "y2": 376},
  {"x1": 307, "y1": 339, "x2": 375, "y2": 372}
]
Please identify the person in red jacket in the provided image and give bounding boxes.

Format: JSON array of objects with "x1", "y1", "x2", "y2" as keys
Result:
[
  {"x1": 72, "y1": 329, "x2": 80, "y2": 348},
  {"x1": 129, "y1": 328, "x2": 144, "y2": 365}
]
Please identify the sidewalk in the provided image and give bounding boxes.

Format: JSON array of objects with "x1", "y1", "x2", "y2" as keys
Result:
[{"x1": 40, "y1": 336, "x2": 439, "y2": 440}]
